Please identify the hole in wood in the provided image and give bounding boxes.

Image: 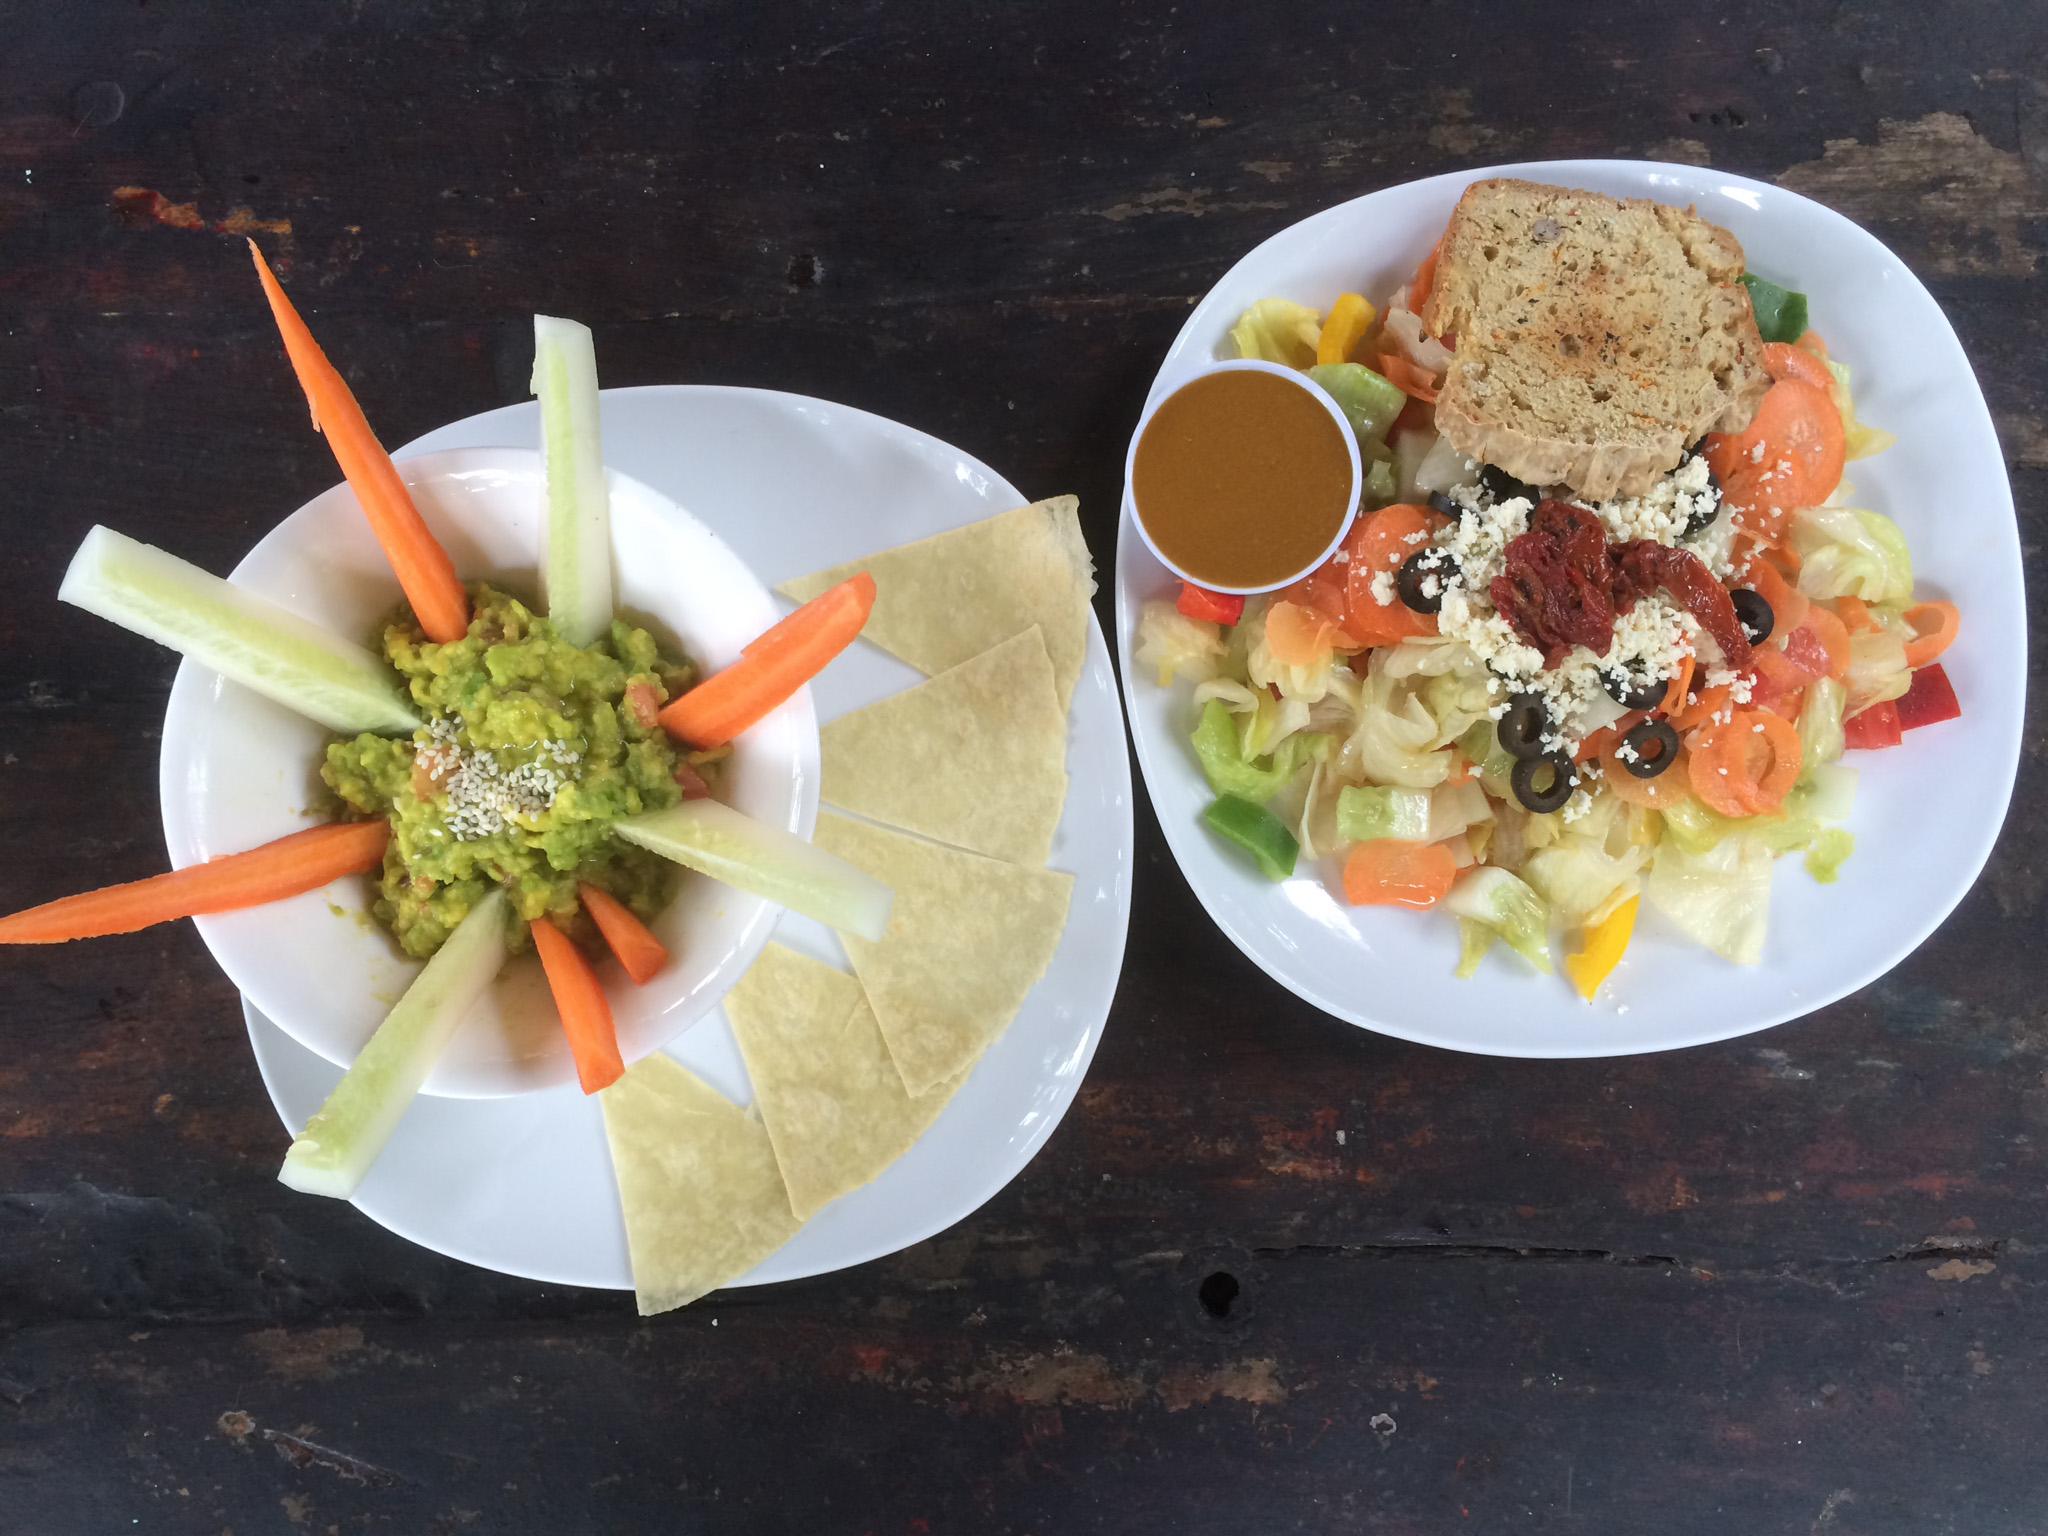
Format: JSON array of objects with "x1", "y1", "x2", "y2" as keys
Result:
[{"x1": 1198, "y1": 1270, "x2": 1240, "y2": 1319}]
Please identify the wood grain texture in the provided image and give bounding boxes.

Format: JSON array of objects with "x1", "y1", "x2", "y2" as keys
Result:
[{"x1": 2, "y1": 1, "x2": 2046, "y2": 1531}]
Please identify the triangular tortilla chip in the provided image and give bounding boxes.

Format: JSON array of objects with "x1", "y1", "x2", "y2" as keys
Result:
[
  {"x1": 778, "y1": 495, "x2": 1095, "y2": 711},
  {"x1": 598, "y1": 1054, "x2": 801, "y2": 1315},
  {"x1": 726, "y1": 942, "x2": 965, "y2": 1220},
  {"x1": 819, "y1": 627, "x2": 1067, "y2": 866},
  {"x1": 814, "y1": 811, "x2": 1073, "y2": 1096}
]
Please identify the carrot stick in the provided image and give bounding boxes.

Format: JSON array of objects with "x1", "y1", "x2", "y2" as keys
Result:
[
  {"x1": 247, "y1": 241, "x2": 470, "y2": 645},
  {"x1": 1902, "y1": 600, "x2": 1960, "y2": 669},
  {"x1": 577, "y1": 882, "x2": 668, "y2": 985},
  {"x1": 1656, "y1": 653, "x2": 1695, "y2": 718},
  {"x1": 0, "y1": 820, "x2": 389, "y2": 943},
  {"x1": 1835, "y1": 594, "x2": 1878, "y2": 634},
  {"x1": 659, "y1": 572, "x2": 877, "y2": 748},
  {"x1": 530, "y1": 916, "x2": 624, "y2": 1094}
]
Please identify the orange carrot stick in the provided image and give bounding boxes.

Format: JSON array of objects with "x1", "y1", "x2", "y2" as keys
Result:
[
  {"x1": 0, "y1": 820, "x2": 390, "y2": 943},
  {"x1": 247, "y1": 241, "x2": 470, "y2": 644},
  {"x1": 1342, "y1": 839, "x2": 1457, "y2": 909},
  {"x1": 530, "y1": 916, "x2": 624, "y2": 1094},
  {"x1": 577, "y1": 883, "x2": 668, "y2": 985},
  {"x1": 659, "y1": 573, "x2": 877, "y2": 748}
]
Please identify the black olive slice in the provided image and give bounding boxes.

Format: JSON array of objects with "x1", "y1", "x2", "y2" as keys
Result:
[
  {"x1": 1619, "y1": 719, "x2": 1681, "y2": 779},
  {"x1": 1497, "y1": 693, "x2": 1551, "y2": 761},
  {"x1": 1395, "y1": 548, "x2": 1458, "y2": 614},
  {"x1": 1730, "y1": 588, "x2": 1774, "y2": 645},
  {"x1": 1601, "y1": 667, "x2": 1667, "y2": 712},
  {"x1": 1511, "y1": 751, "x2": 1577, "y2": 813},
  {"x1": 1426, "y1": 490, "x2": 1461, "y2": 518},
  {"x1": 1679, "y1": 451, "x2": 1722, "y2": 534},
  {"x1": 1478, "y1": 463, "x2": 1542, "y2": 505}
]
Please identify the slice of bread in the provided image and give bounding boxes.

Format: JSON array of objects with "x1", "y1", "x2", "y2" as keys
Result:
[{"x1": 1419, "y1": 178, "x2": 1770, "y2": 501}]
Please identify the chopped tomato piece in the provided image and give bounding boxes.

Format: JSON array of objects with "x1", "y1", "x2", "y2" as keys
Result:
[
  {"x1": 1177, "y1": 581, "x2": 1245, "y2": 625},
  {"x1": 1843, "y1": 699, "x2": 1903, "y2": 751}
]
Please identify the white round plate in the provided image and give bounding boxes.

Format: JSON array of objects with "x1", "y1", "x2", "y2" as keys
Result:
[
  {"x1": 1114, "y1": 160, "x2": 2025, "y2": 1058},
  {"x1": 242, "y1": 386, "x2": 1133, "y2": 1288},
  {"x1": 161, "y1": 448, "x2": 815, "y2": 1097}
]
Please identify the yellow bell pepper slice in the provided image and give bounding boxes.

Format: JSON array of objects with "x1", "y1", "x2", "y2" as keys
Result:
[
  {"x1": 1316, "y1": 292, "x2": 1377, "y2": 366},
  {"x1": 1564, "y1": 894, "x2": 1638, "y2": 1002}
]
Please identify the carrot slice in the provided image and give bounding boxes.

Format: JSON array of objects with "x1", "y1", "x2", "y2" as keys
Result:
[
  {"x1": 1834, "y1": 594, "x2": 1877, "y2": 634},
  {"x1": 1341, "y1": 839, "x2": 1457, "y2": 908},
  {"x1": 1375, "y1": 352, "x2": 1440, "y2": 404},
  {"x1": 1795, "y1": 329, "x2": 1830, "y2": 363},
  {"x1": 1265, "y1": 598, "x2": 1348, "y2": 667},
  {"x1": 530, "y1": 915, "x2": 624, "y2": 1094},
  {"x1": 1799, "y1": 605, "x2": 1852, "y2": 679},
  {"x1": 1705, "y1": 378, "x2": 1846, "y2": 536},
  {"x1": 1671, "y1": 681, "x2": 1732, "y2": 734},
  {"x1": 1901, "y1": 600, "x2": 1960, "y2": 669},
  {"x1": 1656, "y1": 653, "x2": 1695, "y2": 718},
  {"x1": 1742, "y1": 555, "x2": 1810, "y2": 640},
  {"x1": 1407, "y1": 237, "x2": 1444, "y2": 320},
  {"x1": 1688, "y1": 710, "x2": 1803, "y2": 817},
  {"x1": 247, "y1": 242, "x2": 470, "y2": 644},
  {"x1": 659, "y1": 572, "x2": 877, "y2": 748},
  {"x1": 0, "y1": 820, "x2": 389, "y2": 943},
  {"x1": 1761, "y1": 341, "x2": 1833, "y2": 389},
  {"x1": 1599, "y1": 738, "x2": 1691, "y2": 809},
  {"x1": 1340, "y1": 504, "x2": 1444, "y2": 644},
  {"x1": 577, "y1": 882, "x2": 669, "y2": 985}
]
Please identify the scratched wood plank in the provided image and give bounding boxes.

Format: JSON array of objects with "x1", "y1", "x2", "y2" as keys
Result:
[{"x1": 1, "y1": 0, "x2": 2045, "y2": 1531}]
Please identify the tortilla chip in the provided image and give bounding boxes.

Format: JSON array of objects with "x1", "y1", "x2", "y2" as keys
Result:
[
  {"x1": 819, "y1": 627, "x2": 1067, "y2": 866},
  {"x1": 726, "y1": 942, "x2": 965, "y2": 1220},
  {"x1": 598, "y1": 1054, "x2": 801, "y2": 1315},
  {"x1": 814, "y1": 811, "x2": 1073, "y2": 1096},
  {"x1": 778, "y1": 495, "x2": 1095, "y2": 711}
]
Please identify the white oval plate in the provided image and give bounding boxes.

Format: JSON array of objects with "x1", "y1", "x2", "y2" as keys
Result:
[
  {"x1": 1115, "y1": 160, "x2": 2025, "y2": 1058},
  {"x1": 243, "y1": 385, "x2": 1133, "y2": 1288},
  {"x1": 160, "y1": 448, "x2": 815, "y2": 1098}
]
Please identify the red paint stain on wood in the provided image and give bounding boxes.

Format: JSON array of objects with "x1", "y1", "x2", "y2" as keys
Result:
[
  {"x1": 113, "y1": 186, "x2": 204, "y2": 228},
  {"x1": 850, "y1": 1344, "x2": 889, "y2": 1374}
]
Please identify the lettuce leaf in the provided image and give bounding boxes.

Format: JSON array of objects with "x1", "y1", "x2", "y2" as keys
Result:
[
  {"x1": 1793, "y1": 506, "x2": 1913, "y2": 604},
  {"x1": 1135, "y1": 599, "x2": 1227, "y2": 687},
  {"x1": 1228, "y1": 298, "x2": 1321, "y2": 368},
  {"x1": 1646, "y1": 835, "x2": 1773, "y2": 965},
  {"x1": 1444, "y1": 867, "x2": 1553, "y2": 973}
]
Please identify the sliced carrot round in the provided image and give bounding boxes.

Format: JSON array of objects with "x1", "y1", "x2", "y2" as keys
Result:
[
  {"x1": 1761, "y1": 341, "x2": 1833, "y2": 389},
  {"x1": 1688, "y1": 710, "x2": 1803, "y2": 817},
  {"x1": 1901, "y1": 600, "x2": 1960, "y2": 669},
  {"x1": 1599, "y1": 739, "x2": 1692, "y2": 809},
  {"x1": 1705, "y1": 378, "x2": 1846, "y2": 532},
  {"x1": 1742, "y1": 554, "x2": 1810, "y2": 639},
  {"x1": 1341, "y1": 838, "x2": 1457, "y2": 908},
  {"x1": 1655, "y1": 653, "x2": 1695, "y2": 718},
  {"x1": 1670, "y1": 681, "x2": 1732, "y2": 734},
  {"x1": 1340, "y1": 504, "x2": 1446, "y2": 643},
  {"x1": 1265, "y1": 598, "x2": 1346, "y2": 668}
]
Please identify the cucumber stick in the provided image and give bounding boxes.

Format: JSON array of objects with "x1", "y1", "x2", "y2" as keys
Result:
[
  {"x1": 59, "y1": 525, "x2": 420, "y2": 736},
  {"x1": 279, "y1": 890, "x2": 510, "y2": 1199},
  {"x1": 531, "y1": 314, "x2": 613, "y2": 648},
  {"x1": 614, "y1": 801, "x2": 894, "y2": 942}
]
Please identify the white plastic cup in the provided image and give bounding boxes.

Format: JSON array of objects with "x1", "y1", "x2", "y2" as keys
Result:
[{"x1": 1124, "y1": 358, "x2": 1363, "y2": 595}]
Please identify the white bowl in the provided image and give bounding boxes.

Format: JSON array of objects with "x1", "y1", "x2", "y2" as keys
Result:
[
  {"x1": 159, "y1": 446, "x2": 818, "y2": 1097},
  {"x1": 1115, "y1": 160, "x2": 2026, "y2": 1057},
  {"x1": 1124, "y1": 358, "x2": 1363, "y2": 594}
]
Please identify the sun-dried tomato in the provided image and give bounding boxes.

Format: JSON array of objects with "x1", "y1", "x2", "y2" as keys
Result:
[
  {"x1": 1610, "y1": 540, "x2": 1752, "y2": 669},
  {"x1": 1490, "y1": 500, "x2": 1616, "y2": 666}
]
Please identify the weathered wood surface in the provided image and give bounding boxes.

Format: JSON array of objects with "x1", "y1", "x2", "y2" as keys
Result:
[{"x1": 3, "y1": 2, "x2": 2046, "y2": 1531}]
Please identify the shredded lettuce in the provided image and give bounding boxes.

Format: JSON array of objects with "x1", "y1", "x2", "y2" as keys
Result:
[
  {"x1": 1843, "y1": 626, "x2": 1912, "y2": 717},
  {"x1": 1135, "y1": 599, "x2": 1226, "y2": 688},
  {"x1": 1646, "y1": 835, "x2": 1773, "y2": 965},
  {"x1": 1823, "y1": 358, "x2": 1897, "y2": 462},
  {"x1": 1798, "y1": 675, "x2": 1847, "y2": 769},
  {"x1": 1444, "y1": 866, "x2": 1552, "y2": 973},
  {"x1": 1805, "y1": 827, "x2": 1855, "y2": 883},
  {"x1": 1455, "y1": 917, "x2": 1495, "y2": 979},
  {"x1": 1228, "y1": 298, "x2": 1321, "y2": 368},
  {"x1": 1335, "y1": 784, "x2": 1433, "y2": 843},
  {"x1": 1190, "y1": 697, "x2": 1327, "y2": 802},
  {"x1": 1793, "y1": 506, "x2": 1914, "y2": 604},
  {"x1": 1522, "y1": 840, "x2": 1649, "y2": 930}
]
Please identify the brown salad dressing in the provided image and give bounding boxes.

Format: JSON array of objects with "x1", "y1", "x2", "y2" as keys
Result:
[{"x1": 1131, "y1": 368, "x2": 1355, "y2": 589}]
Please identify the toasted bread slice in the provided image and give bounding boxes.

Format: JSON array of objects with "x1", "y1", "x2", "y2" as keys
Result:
[{"x1": 1419, "y1": 179, "x2": 1770, "y2": 501}]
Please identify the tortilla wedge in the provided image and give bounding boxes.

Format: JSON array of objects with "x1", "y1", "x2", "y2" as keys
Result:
[{"x1": 778, "y1": 495, "x2": 1095, "y2": 710}]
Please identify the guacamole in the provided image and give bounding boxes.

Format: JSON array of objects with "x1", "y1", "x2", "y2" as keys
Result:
[{"x1": 324, "y1": 584, "x2": 703, "y2": 958}]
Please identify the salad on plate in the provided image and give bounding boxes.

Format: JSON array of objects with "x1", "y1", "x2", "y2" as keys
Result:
[{"x1": 1135, "y1": 179, "x2": 1964, "y2": 999}]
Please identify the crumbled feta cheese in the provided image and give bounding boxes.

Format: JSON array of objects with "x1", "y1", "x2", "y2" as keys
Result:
[{"x1": 1369, "y1": 569, "x2": 1397, "y2": 607}]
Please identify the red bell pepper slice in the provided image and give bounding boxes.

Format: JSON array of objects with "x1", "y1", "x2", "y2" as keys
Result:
[{"x1": 1896, "y1": 662, "x2": 1962, "y2": 732}]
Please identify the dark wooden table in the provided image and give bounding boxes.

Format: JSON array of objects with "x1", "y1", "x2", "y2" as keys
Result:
[{"x1": 4, "y1": 4, "x2": 2045, "y2": 1531}]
